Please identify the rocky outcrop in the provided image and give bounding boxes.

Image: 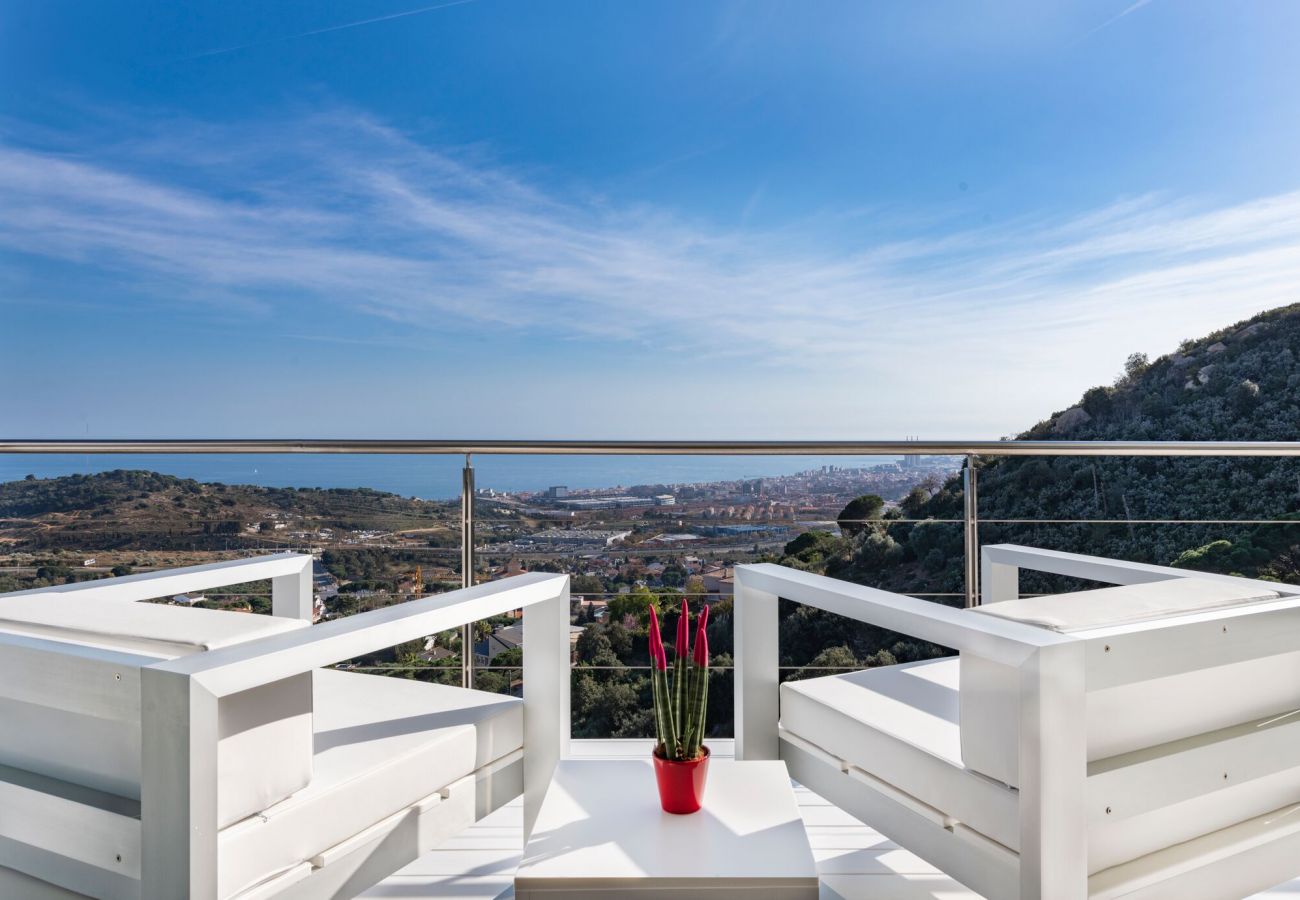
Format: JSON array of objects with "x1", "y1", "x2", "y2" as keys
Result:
[
  {"x1": 1231, "y1": 322, "x2": 1266, "y2": 342},
  {"x1": 1053, "y1": 406, "x2": 1092, "y2": 434}
]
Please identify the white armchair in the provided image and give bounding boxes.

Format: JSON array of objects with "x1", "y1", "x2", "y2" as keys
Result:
[
  {"x1": 735, "y1": 544, "x2": 1300, "y2": 900},
  {"x1": 0, "y1": 554, "x2": 570, "y2": 900}
]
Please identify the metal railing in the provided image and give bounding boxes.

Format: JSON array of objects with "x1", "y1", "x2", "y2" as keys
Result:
[{"x1": 9, "y1": 438, "x2": 1300, "y2": 687}]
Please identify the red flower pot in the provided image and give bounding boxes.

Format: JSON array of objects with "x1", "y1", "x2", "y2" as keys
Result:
[{"x1": 653, "y1": 745, "x2": 710, "y2": 814}]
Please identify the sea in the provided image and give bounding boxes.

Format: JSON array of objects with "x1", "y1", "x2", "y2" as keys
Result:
[{"x1": 0, "y1": 454, "x2": 898, "y2": 501}]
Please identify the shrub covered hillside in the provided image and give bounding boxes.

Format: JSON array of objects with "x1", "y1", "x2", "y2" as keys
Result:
[
  {"x1": 779, "y1": 303, "x2": 1300, "y2": 614},
  {"x1": 0, "y1": 469, "x2": 460, "y2": 552}
]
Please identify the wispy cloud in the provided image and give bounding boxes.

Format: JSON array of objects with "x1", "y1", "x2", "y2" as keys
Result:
[
  {"x1": 1077, "y1": 0, "x2": 1157, "y2": 43},
  {"x1": 0, "y1": 110, "x2": 1294, "y2": 399},
  {"x1": 174, "y1": 0, "x2": 484, "y2": 62}
]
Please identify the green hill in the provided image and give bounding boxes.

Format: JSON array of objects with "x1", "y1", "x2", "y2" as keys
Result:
[
  {"x1": 775, "y1": 303, "x2": 1300, "y2": 663},
  {"x1": 0, "y1": 469, "x2": 458, "y2": 552}
]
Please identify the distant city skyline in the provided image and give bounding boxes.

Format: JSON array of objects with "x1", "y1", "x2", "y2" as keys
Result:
[{"x1": 4, "y1": 1, "x2": 1299, "y2": 438}]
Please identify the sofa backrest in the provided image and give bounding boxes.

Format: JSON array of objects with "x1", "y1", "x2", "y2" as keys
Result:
[
  {"x1": 0, "y1": 597, "x2": 314, "y2": 828},
  {"x1": 960, "y1": 578, "x2": 1285, "y2": 784},
  {"x1": 958, "y1": 577, "x2": 1300, "y2": 874}
]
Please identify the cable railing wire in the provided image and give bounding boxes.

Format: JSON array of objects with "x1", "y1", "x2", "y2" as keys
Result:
[{"x1": 11, "y1": 438, "x2": 1300, "y2": 691}]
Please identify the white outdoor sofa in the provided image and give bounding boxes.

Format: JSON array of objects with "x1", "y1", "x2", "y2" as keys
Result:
[
  {"x1": 0, "y1": 554, "x2": 570, "y2": 900},
  {"x1": 735, "y1": 544, "x2": 1300, "y2": 900}
]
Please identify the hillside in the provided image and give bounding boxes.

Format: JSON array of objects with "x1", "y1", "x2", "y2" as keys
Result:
[
  {"x1": 775, "y1": 303, "x2": 1300, "y2": 664},
  {"x1": 0, "y1": 469, "x2": 460, "y2": 552}
]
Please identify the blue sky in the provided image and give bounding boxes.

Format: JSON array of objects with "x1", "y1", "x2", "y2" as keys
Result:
[{"x1": 3, "y1": 0, "x2": 1300, "y2": 439}]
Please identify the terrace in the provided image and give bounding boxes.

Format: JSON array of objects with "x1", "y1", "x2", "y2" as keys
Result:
[{"x1": 4, "y1": 439, "x2": 1300, "y2": 900}]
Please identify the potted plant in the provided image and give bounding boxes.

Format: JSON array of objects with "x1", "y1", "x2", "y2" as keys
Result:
[{"x1": 648, "y1": 599, "x2": 710, "y2": 814}]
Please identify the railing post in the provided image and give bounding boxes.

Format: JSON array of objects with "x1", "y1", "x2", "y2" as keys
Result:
[
  {"x1": 461, "y1": 455, "x2": 476, "y2": 689},
  {"x1": 522, "y1": 576, "x2": 571, "y2": 840},
  {"x1": 964, "y1": 455, "x2": 980, "y2": 608},
  {"x1": 734, "y1": 568, "x2": 780, "y2": 761},
  {"x1": 271, "y1": 555, "x2": 314, "y2": 621}
]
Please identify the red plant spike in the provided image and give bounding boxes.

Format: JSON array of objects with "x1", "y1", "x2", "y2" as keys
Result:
[
  {"x1": 676, "y1": 597, "x2": 690, "y2": 660},
  {"x1": 693, "y1": 605, "x2": 709, "y2": 667},
  {"x1": 648, "y1": 604, "x2": 668, "y2": 670}
]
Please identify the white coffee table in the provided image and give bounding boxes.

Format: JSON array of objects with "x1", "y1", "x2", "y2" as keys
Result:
[{"x1": 515, "y1": 758, "x2": 818, "y2": 899}]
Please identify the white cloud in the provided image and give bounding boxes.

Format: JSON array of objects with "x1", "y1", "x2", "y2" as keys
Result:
[{"x1": 1, "y1": 111, "x2": 1295, "y2": 437}]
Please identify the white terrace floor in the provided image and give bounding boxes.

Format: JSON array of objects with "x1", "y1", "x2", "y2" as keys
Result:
[{"x1": 363, "y1": 740, "x2": 1300, "y2": 900}]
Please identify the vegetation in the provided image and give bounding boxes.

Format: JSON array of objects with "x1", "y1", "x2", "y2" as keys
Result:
[
  {"x1": 769, "y1": 303, "x2": 1300, "y2": 670},
  {"x1": 0, "y1": 470, "x2": 460, "y2": 552},
  {"x1": 9, "y1": 304, "x2": 1300, "y2": 735}
]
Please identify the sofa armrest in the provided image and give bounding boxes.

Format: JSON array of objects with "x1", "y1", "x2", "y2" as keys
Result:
[
  {"x1": 982, "y1": 544, "x2": 1300, "y2": 599},
  {"x1": 0, "y1": 552, "x2": 316, "y2": 621},
  {"x1": 731, "y1": 561, "x2": 1090, "y2": 898},
  {"x1": 732, "y1": 562, "x2": 1070, "y2": 765},
  {"x1": 138, "y1": 572, "x2": 571, "y2": 900}
]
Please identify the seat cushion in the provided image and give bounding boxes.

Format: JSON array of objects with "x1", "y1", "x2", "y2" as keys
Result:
[
  {"x1": 218, "y1": 669, "x2": 522, "y2": 899},
  {"x1": 779, "y1": 658, "x2": 1018, "y2": 851},
  {"x1": 971, "y1": 578, "x2": 1278, "y2": 633},
  {"x1": 0, "y1": 595, "x2": 309, "y2": 657}
]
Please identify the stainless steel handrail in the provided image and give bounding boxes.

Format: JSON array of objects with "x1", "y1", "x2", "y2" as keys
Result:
[
  {"x1": 10, "y1": 437, "x2": 1300, "y2": 682},
  {"x1": 7, "y1": 439, "x2": 1300, "y2": 456}
]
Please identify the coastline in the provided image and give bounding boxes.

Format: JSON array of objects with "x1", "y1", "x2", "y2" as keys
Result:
[{"x1": 0, "y1": 452, "x2": 906, "y2": 500}]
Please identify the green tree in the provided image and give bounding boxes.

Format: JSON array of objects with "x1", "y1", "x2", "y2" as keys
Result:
[
  {"x1": 660, "y1": 564, "x2": 686, "y2": 587},
  {"x1": 607, "y1": 587, "x2": 655, "y2": 628},
  {"x1": 571, "y1": 574, "x2": 605, "y2": 594},
  {"x1": 576, "y1": 625, "x2": 614, "y2": 664},
  {"x1": 837, "y1": 494, "x2": 885, "y2": 537},
  {"x1": 781, "y1": 530, "x2": 850, "y2": 569},
  {"x1": 789, "y1": 645, "x2": 859, "y2": 681}
]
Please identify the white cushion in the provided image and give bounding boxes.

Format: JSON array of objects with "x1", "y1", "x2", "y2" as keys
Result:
[
  {"x1": 218, "y1": 669, "x2": 523, "y2": 899},
  {"x1": 0, "y1": 602, "x2": 314, "y2": 828},
  {"x1": 0, "y1": 595, "x2": 309, "y2": 656},
  {"x1": 779, "y1": 658, "x2": 1019, "y2": 851},
  {"x1": 970, "y1": 578, "x2": 1278, "y2": 633},
  {"x1": 217, "y1": 672, "x2": 314, "y2": 829}
]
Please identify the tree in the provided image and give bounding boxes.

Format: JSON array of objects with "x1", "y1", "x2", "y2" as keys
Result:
[
  {"x1": 899, "y1": 486, "x2": 930, "y2": 520},
  {"x1": 604, "y1": 620, "x2": 634, "y2": 660},
  {"x1": 852, "y1": 530, "x2": 904, "y2": 572},
  {"x1": 789, "y1": 645, "x2": 859, "y2": 681},
  {"x1": 571, "y1": 574, "x2": 605, "y2": 594},
  {"x1": 782, "y1": 530, "x2": 849, "y2": 568},
  {"x1": 607, "y1": 587, "x2": 655, "y2": 628},
  {"x1": 571, "y1": 672, "x2": 647, "y2": 738},
  {"x1": 575, "y1": 625, "x2": 613, "y2": 664},
  {"x1": 837, "y1": 494, "x2": 884, "y2": 537},
  {"x1": 1119, "y1": 352, "x2": 1150, "y2": 385},
  {"x1": 660, "y1": 564, "x2": 686, "y2": 587}
]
